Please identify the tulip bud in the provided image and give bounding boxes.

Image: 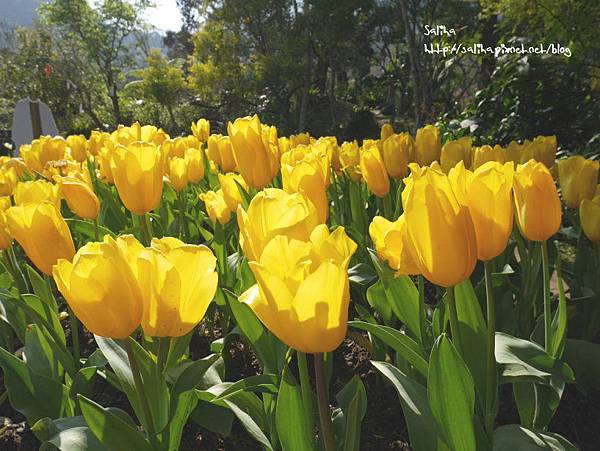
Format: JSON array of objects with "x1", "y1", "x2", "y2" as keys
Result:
[
  {"x1": 168, "y1": 157, "x2": 189, "y2": 192},
  {"x1": 513, "y1": 160, "x2": 562, "y2": 242},
  {"x1": 217, "y1": 173, "x2": 248, "y2": 211},
  {"x1": 557, "y1": 156, "x2": 599, "y2": 209},
  {"x1": 200, "y1": 190, "x2": 231, "y2": 225},
  {"x1": 382, "y1": 133, "x2": 413, "y2": 179},
  {"x1": 440, "y1": 137, "x2": 472, "y2": 173},
  {"x1": 532, "y1": 135, "x2": 557, "y2": 168},
  {"x1": 58, "y1": 176, "x2": 100, "y2": 220},
  {"x1": 359, "y1": 143, "x2": 390, "y2": 197},
  {"x1": 185, "y1": 148, "x2": 205, "y2": 183},
  {"x1": 137, "y1": 239, "x2": 218, "y2": 337},
  {"x1": 240, "y1": 225, "x2": 357, "y2": 353},
  {"x1": 339, "y1": 141, "x2": 361, "y2": 181},
  {"x1": 0, "y1": 167, "x2": 17, "y2": 196},
  {"x1": 111, "y1": 142, "x2": 164, "y2": 215},
  {"x1": 415, "y1": 125, "x2": 441, "y2": 166},
  {"x1": 53, "y1": 235, "x2": 144, "y2": 338},
  {"x1": 207, "y1": 135, "x2": 237, "y2": 173},
  {"x1": 472, "y1": 144, "x2": 506, "y2": 170},
  {"x1": 465, "y1": 162, "x2": 514, "y2": 261},
  {"x1": 380, "y1": 123, "x2": 395, "y2": 141},
  {"x1": 237, "y1": 188, "x2": 319, "y2": 262},
  {"x1": 282, "y1": 159, "x2": 329, "y2": 223},
  {"x1": 369, "y1": 214, "x2": 420, "y2": 275},
  {"x1": 403, "y1": 167, "x2": 477, "y2": 287},
  {"x1": 191, "y1": 119, "x2": 210, "y2": 142},
  {"x1": 67, "y1": 135, "x2": 88, "y2": 163},
  {"x1": 580, "y1": 195, "x2": 600, "y2": 243},
  {"x1": 7, "y1": 202, "x2": 75, "y2": 275}
]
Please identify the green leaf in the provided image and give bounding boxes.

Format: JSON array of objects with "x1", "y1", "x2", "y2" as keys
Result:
[
  {"x1": 454, "y1": 279, "x2": 488, "y2": 408},
  {"x1": 550, "y1": 257, "x2": 567, "y2": 358},
  {"x1": 78, "y1": 395, "x2": 153, "y2": 451},
  {"x1": 336, "y1": 375, "x2": 367, "y2": 451},
  {"x1": 493, "y1": 424, "x2": 577, "y2": 450},
  {"x1": 32, "y1": 416, "x2": 103, "y2": 451},
  {"x1": 428, "y1": 334, "x2": 476, "y2": 451},
  {"x1": 224, "y1": 398, "x2": 274, "y2": 450},
  {"x1": 563, "y1": 339, "x2": 600, "y2": 391},
  {"x1": 371, "y1": 361, "x2": 447, "y2": 451},
  {"x1": 366, "y1": 280, "x2": 394, "y2": 324},
  {"x1": 276, "y1": 365, "x2": 316, "y2": 451},
  {"x1": 213, "y1": 374, "x2": 280, "y2": 401},
  {"x1": 66, "y1": 218, "x2": 116, "y2": 240},
  {"x1": 349, "y1": 321, "x2": 428, "y2": 377},
  {"x1": 25, "y1": 323, "x2": 62, "y2": 380}
]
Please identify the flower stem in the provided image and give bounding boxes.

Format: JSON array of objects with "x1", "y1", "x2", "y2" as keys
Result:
[
  {"x1": 314, "y1": 353, "x2": 335, "y2": 451},
  {"x1": 68, "y1": 306, "x2": 81, "y2": 366},
  {"x1": 484, "y1": 260, "x2": 496, "y2": 435},
  {"x1": 7, "y1": 246, "x2": 27, "y2": 293},
  {"x1": 139, "y1": 213, "x2": 152, "y2": 246},
  {"x1": 124, "y1": 338, "x2": 157, "y2": 446},
  {"x1": 93, "y1": 217, "x2": 100, "y2": 241},
  {"x1": 297, "y1": 352, "x2": 314, "y2": 432},
  {"x1": 382, "y1": 192, "x2": 393, "y2": 220},
  {"x1": 178, "y1": 190, "x2": 187, "y2": 241},
  {"x1": 446, "y1": 286, "x2": 463, "y2": 355},
  {"x1": 541, "y1": 240, "x2": 552, "y2": 352},
  {"x1": 157, "y1": 337, "x2": 169, "y2": 374},
  {"x1": 418, "y1": 275, "x2": 427, "y2": 347}
]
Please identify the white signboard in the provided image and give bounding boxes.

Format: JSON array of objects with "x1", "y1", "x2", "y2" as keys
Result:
[{"x1": 11, "y1": 98, "x2": 58, "y2": 154}]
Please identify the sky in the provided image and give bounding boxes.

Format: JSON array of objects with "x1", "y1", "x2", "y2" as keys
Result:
[{"x1": 144, "y1": 0, "x2": 182, "y2": 31}]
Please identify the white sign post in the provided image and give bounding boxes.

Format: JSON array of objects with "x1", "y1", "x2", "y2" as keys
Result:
[{"x1": 11, "y1": 98, "x2": 58, "y2": 155}]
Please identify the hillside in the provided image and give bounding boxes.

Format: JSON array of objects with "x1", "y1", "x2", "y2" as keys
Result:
[{"x1": 0, "y1": 0, "x2": 45, "y2": 26}]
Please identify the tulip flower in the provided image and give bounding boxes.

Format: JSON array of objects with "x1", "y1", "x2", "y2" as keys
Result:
[
  {"x1": 513, "y1": 160, "x2": 562, "y2": 242},
  {"x1": 0, "y1": 167, "x2": 17, "y2": 196},
  {"x1": 240, "y1": 224, "x2": 357, "y2": 353},
  {"x1": 339, "y1": 141, "x2": 361, "y2": 181},
  {"x1": 58, "y1": 176, "x2": 100, "y2": 220},
  {"x1": 218, "y1": 173, "x2": 248, "y2": 211},
  {"x1": 7, "y1": 202, "x2": 75, "y2": 275},
  {"x1": 380, "y1": 123, "x2": 395, "y2": 141},
  {"x1": 465, "y1": 162, "x2": 514, "y2": 261},
  {"x1": 168, "y1": 157, "x2": 189, "y2": 192},
  {"x1": 557, "y1": 156, "x2": 599, "y2": 209},
  {"x1": 381, "y1": 133, "x2": 413, "y2": 179},
  {"x1": 14, "y1": 180, "x2": 61, "y2": 208},
  {"x1": 87, "y1": 131, "x2": 109, "y2": 156},
  {"x1": 532, "y1": 135, "x2": 557, "y2": 168},
  {"x1": 0, "y1": 211, "x2": 13, "y2": 250},
  {"x1": 415, "y1": 125, "x2": 441, "y2": 166},
  {"x1": 207, "y1": 135, "x2": 237, "y2": 173},
  {"x1": 447, "y1": 161, "x2": 473, "y2": 206},
  {"x1": 369, "y1": 214, "x2": 420, "y2": 275},
  {"x1": 440, "y1": 137, "x2": 472, "y2": 173},
  {"x1": 472, "y1": 144, "x2": 506, "y2": 170},
  {"x1": 111, "y1": 142, "x2": 164, "y2": 215},
  {"x1": 403, "y1": 167, "x2": 477, "y2": 287},
  {"x1": 282, "y1": 159, "x2": 329, "y2": 223},
  {"x1": 290, "y1": 133, "x2": 312, "y2": 149},
  {"x1": 185, "y1": 148, "x2": 205, "y2": 183},
  {"x1": 228, "y1": 116, "x2": 279, "y2": 189},
  {"x1": 21, "y1": 136, "x2": 68, "y2": 173},
  {"x1": 53, "y1": 235, "x2": 144, "y2": 338},
  {"x1": 580, "y1": 194, "x2": 600, "y2": 243},
  {"x1": 200, "y1": 190, "x2": 231, "y2": 225},
  {"x1": 135, "y1": 238, "x2": 218, "y2": 337},
  {"x1": 191, "y1": 118, "x2": 210, "y2": 142},
  {"x1": 237, "y1": 188, "x2": 319, "y2": 262},
  {"x1": 359, "y1": 143, "x2": 390, "y2": 197},
  {"x1": 67, "y1": 135, "x2": 88, "y2": 162}
]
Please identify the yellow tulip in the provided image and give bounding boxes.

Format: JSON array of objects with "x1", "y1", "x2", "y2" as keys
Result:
[
  {"x1": 403, "y1": 167, "x2": 477, "y2": 287},
  {"x1": 237, "y1": 188, "x2": 319, "y2": 262},
  {"x1": 339, "y1": 141, "x2": 361, "y2": 181},
  {"x1": 415, "y1": 125, "x2": 441, "y2": 166},
  {"x1": 557, "y1": 156, "x2": 599, "y2": 209},
  {"x1": 0, "y1": 197, "x2": 11, "y2": 211},
  {"x1": 7, "y1": 202, "x2": 75, "y2": 275},
  {"x1": 369, "y1": 214, "x2": 420, "y2": 275},
  {"x1": 465, "y1": 162, "x2": 514, "y2": 261},
  {"x1": 580, "y1": 195, "x2": 600, "y2": 243},
  {"x1": 14, "y1": 180, "x2": 61, "y2": 208},
  {"x1": 217, "y1": 173, "x2": 248, "y2": 211},
  {"x1": 440, "y1": 137, "x2": 472, "y2": 173},
  {"x1": 532, "y1": 135, "x2": 557, "y2": 168},
  {"x1": 240, "y1": 224, "x2": 357, "y2": 353},
  {"x1": 0, "y1": 167, "x2": 17, "y2": 196},
  {"x1": 112, "y1": 122, "x2": 168, "y2": 147},
  {"x1": 380, "y1": 123, "x2": 395, "y2": 141},
  {"x1": 2, "y1": 158, "x2": 29, "y2": 178},
  {"x1": 168, "y1": 157, "x2": 189, "y2": 192},
  {"x1": 290, "y1": 133, "x2": 312, "y2": 149},
  {"x1": 228, "y1": 116, "x2": 279, "y2": 189},
  {"x1": 472, "y1": 144, "x2": 506, "y2": 169},
  {"x1": 447, "y1": 161, "x2": 474, "y2": 206},
  {"x1": 505, "y1": 141, "x2": 521, "y2": 164},
  {"x1": 67, "y1": 135, "x2": 88, "y2": 162},
  {"x1": 58, "y1": 176, "x2": 100, "y2": 220},
  {"x1": 137, "y1": 239, "x2": 218, "y2": 337},
  {"x1": 96, "y1": 147, "x2": 114, "y2": 184},
  {"x1": 0, "y1": 211, "x2": 13, "y2": 250},
  {"x1": 191, "y1": 119, "x2": 210, "y2": 142},
  {"x1": 513, "y1": 160, "x2": 562, "y2": 242},
  {"x1": 282, "y1": 159, "x2": 329, "y2": 223},
  {"x1": 87, "y1": 131, "x2": 109, "y2": 156},
  {"x1": 200, "y1": 190, "x2": 231, "y2": 225},
  {"x1": 206, "y1": 134, "x2": 237, "y2": 173},
  {"x1": 359, "y1": 143, "x2": 390, "y2": 197},
  {"x1": 53, "y1": 235, "x2": 144, "y2": 338},
  {"x1": 381, "y1": 133, "x2": 413, "y2": 179},
  {"x1": 185, "y1": 148, "x2": 205, "y2": 183},
  {"x1": 111, "y1": 142, "x2": 164, "y2": 215}
]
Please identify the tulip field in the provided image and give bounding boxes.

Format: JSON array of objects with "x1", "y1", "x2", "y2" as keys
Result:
[{"x1": 0, "y1": 117, "x2": 599, "y2": 451}]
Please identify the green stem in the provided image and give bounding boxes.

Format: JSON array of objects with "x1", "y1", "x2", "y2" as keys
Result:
[
  {"x1": 124, "y1": 339, "x2": 158, "y2": 446},
  {"x1": 93, "y1": 217, "x2": 100, "y2": 241},
  {"x1": 297, "y1": 352, "x2": 315, "y2": 431},
  {"x1": 177, "y1": 190, "x2": 187, "y2": 241},
  {"x1": 417, "y1": 275, "x2": 427, "y2": 347},
  {"x1": 139, "y1": 213, "x2": 152, "y2": 246},
  {"x1": 382, "y1": 192, "x2": 393, "y2": 220},
  {"x1": 541, "y1": 240, "x2": 552, "y2": 352},
  {"x1": 7, "y1": 247, "x2": 27, "y2": 293},
  {"x1": 157, "y1": 337, "x2": 169, "y2": 373},
  {"x1": 68, "y1": 306, "x2": 81, "y2": 367},
  {"x1": 484, "y1": 260, "x2": 497, "y2": 435},
  {"x1": 446, "y1": 286, "x2": 463, "y2": 355},
  {"x1": 314, "y1": 353, "x2": 335, "y2": 451}
]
